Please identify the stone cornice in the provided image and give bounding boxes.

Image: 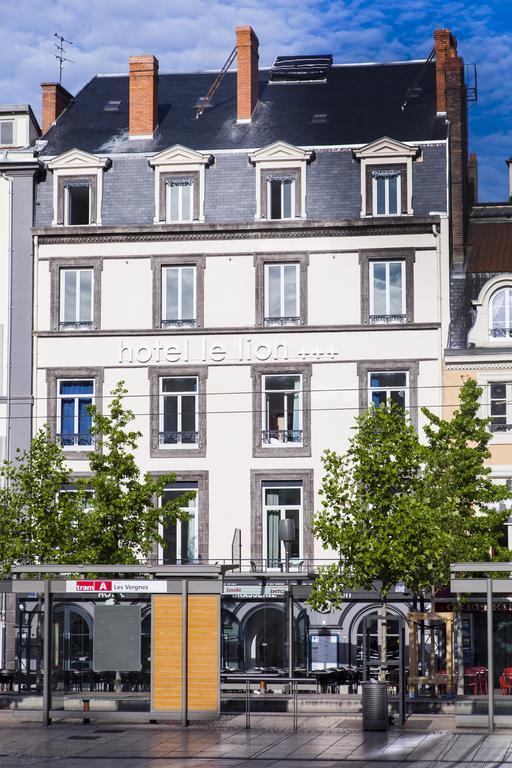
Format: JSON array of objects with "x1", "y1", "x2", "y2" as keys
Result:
[{"x1": 33, "y1": 215, "x2": 439, "y2": 245}]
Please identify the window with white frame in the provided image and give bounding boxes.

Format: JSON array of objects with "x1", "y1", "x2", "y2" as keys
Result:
[
  {"x1": 60, "y1": 485, "x2": 94, "y2": 513},
  {"x1": 369, "y1": 261, "x2": 406, "y2": 323},
  {"x1": 59, "y1": 268, "x2": 93, "y2": 330},
  {"x1": 489, "y1": 288, "x2": 512, "y2": 338},
  {"x1": 262, "y1": 374, "x2": 302, "y2": 446},
  {"x1": 161, "y1": 265, "x2": 196, "y2": 328},
  {"x1": 368, "y1": 371, "x2": 407, "y2": 409},
  {"x1": 267, "y1": 176, "x2": 295, "y2": 220},
  {"x1": 64, "y1": 181, "x2": 91, "y2": 225},
  {"x1": 166, "y1": 177, "x2": 194, "y2": 222},
  {"x1": 0, "y1": 120, "x2": 14, "y2": 146},
  {"x1": 489, "y1": 382, "x2": 512, "y2": 432},
  {"x1": 264, "y1": 262, "x2": 300, "y2": 326},
  {"x1": 372, "y1": 169, "x2": 401, "y2": 216},
  {"x1": 263, "y1": 483, "x2": 302, "y2": 566},
  {"x1": 160, "y1": 483, "x2": 198, "y2": 564},
  {"x1": 57, "y1": 380, "x2": 94, "y2": 447},
  {"x1": 159, "y1": 377, "x2": 198, "y2": 446}
]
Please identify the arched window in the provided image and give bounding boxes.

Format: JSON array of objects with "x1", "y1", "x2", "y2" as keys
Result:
[{"x1": 490, "y1": 288, "x2": 512, "y2": 338}]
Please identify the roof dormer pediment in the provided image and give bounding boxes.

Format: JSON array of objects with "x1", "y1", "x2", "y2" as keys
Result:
[
  {"x1": 353, "y1": 136, "x2": 419, "y2": 160},
  {"x1": 148, "y1": 144, "x2": 211, "y2": 168},
  {"x1": 249, "y1": 140, "x2": 313, "y2": 164},
  {"x1": 47, "y1": 148, "x2": 110, "y2": 170}
]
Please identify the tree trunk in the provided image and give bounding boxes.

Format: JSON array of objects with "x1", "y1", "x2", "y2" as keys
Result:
[{"x1": 379, "y1": 599, "x2": 387, "y2": 683}]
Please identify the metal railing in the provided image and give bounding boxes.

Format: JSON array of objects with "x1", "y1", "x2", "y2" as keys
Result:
[
  {"x1": 159, "y1": 430, "x2": 198, "y2": 445},
  {"x1": 490, "y1": 422, "x2": 512, "y2": 433},
  {"x1": 264, "y1": 316, "x2": 301, "y2": 327},
  {"x1": 161, "y1": 319, "x2": 197, "y2": 329},
  {"x1": 369, "y1": 314, "x2": 406, "y2": 324},
  {"x1": 222, "y1": 676, "x2": 305, "y2": 729},
  {"x1": 489, "y1": 327, "x2": 512, "y2": 338},
  {"x1": 59, "y1": 321, "x2": 93, "y2": 331},
  {"x1": 261, "y1": 429, "x2": 303, "y2": 444},
  {"x1": 56, "y1": 433, "x2": 94, "y2": 447}
]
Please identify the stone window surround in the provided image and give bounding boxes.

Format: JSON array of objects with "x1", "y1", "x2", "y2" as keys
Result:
[
  {"x1": 254, "y1": 252, "x2": 309, "y2": 327},
  {"x1": 353, "y1": 137, "x2": 419, "y2": 218},
  {"x1": 359, "y1": 248, "x2": 415, "y2": 325},
  {"x1": 468, "y1": 274, "x2": 512, "y2": 348},
  {"x1": 260, "y1": 168, "x2": 301, "y2": 221},
  {"x1": 47, "y1": 150, "x2": 110, "y2": 226},
  {"x1": 49, "y1": 257, "x2": 103, "y2": 331},
  {"x1": 357, "y1": 359, "x2": 419, "y2": 430},
  {"x1": 148, "y1": 145, "x2": 211, "y2": 225},
  {"x1": 249, "y1": 141, "x2": 313, "y2": 220},
  {"x1": 46, "y1": 367, "x2": 104, "y2": 460},
  {"x1": 159, "y1": 171, "x2": 200, "y2": 223},
  {"x1": 150, "y1": 255, "x2": 205, "y2": 330},
  {"x1": 250, "y1": 468, "x2": 314, "y2": 564},
  {"x1": 151, "y1": 470, "x2": 209, "y2": 563},
  {"x1": 148, "y1": 365, "x2": 208, "y2": 458},
  {"x1": 251, "y1": 362, "x2": 312, "y2": 458}
]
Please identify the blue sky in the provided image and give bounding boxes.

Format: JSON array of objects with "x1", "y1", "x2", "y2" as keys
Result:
[{"x1": 1, "y1": 0, "x2": 510, "y2": 200}]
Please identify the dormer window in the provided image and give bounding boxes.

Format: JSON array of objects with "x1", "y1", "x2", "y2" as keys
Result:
[
  {"x1": 166, "y1": 177, "x2": 194, "y2": 223},
  {"x1": 64, "y1": 181, "x2": 91, "y2": 226},
  {"x1": 490, "y1": 288, "x2": 512, "y2": 338},
  {"x1": 47, "y1": 149, "x2": 110, "y2": 227},
  {"x1": 0, "y1": 120, "x2": 14, "y2": 146},
  {"x1": 249, "y1": 141, "x2": 313, "y2": 221},
  {"x1": 149, "y1": 145, "x2": 211, "y2": 225},
  {"x1": 354, "y1": 137, "x2": 419, "y2": 218}
]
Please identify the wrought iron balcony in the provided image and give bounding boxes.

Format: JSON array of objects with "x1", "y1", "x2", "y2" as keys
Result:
[
  {"x1": 490, "y1": 422, "x2": 512, "y2": 433},
  {"x1": 369, "y1": 314, "x2": 406, "y2": 324},
  {"x1": 161, "y1": 319, "x2": 197, "y2": 329},
  {"x1": 59, "y1": 321, "x2": 93, "y2": 331},
  {"x1": 264, "y1": 316, "x2": 301, "y2": 327},
  {"x1": 262, "y1": 429, "x2": 303, "y2": 445},
  {"x1": 57, "y1": 433, "x2": 94, "y2": 447},
  {"x1": 159, "y1": 430, "x2": 198, "y2": 445},
  {"x1": 489, "y1": 328, "x2": 512, "y2": 338}
]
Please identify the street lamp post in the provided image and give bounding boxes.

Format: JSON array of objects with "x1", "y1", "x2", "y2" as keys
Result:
[{"x1": 279, "y1": 519, "x2": 296, "y2": 679}]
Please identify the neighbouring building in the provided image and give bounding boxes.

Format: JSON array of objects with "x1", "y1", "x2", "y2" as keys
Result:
[{"x1": 29, "y1": 26, "x2": 469, "y2": 676}]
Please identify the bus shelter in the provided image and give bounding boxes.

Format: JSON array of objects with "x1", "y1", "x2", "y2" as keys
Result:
[
  {"x1": 0, "y1": 564, "x2": 223, "y2": 725},
  {"x1": 450, "y1": 561, "x2": 512, "y2": 733}
]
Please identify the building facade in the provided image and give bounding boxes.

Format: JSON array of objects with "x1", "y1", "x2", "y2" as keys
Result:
[{"x1": 30, "y1": 27, "x2": 467, "y2": 672}]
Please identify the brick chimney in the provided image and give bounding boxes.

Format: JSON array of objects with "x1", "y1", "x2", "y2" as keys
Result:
[
  {"x1": 129, "y1": 54, "x2": 159, "y2": 138},
  {"x1": 434, "y1": 29, "x2": 459, "y2": 114},
  {"x1": 236, "y1": 26, "x2": 259, "y2": 123},
  {"x1": 468, "y1": 152, "x2": 478, "y2": 205},
  {"x1": 41, "y1": 82, "x2": 73, "y2": 134}
]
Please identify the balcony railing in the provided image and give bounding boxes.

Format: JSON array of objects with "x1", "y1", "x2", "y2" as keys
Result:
[
  {"x1": 490, "y1": 422, "x2": 512, "y2": 433},
  {"x1": 59, "y1": 321, "x2": 93, "y2": 331},
  {"x1": 159, "y1": 430, "x2": 198, "y2": 445},
  {"x1": 264, "y1": 316, "x2": 301, "y2": 327},
  {"x1": 490, "y1": 328, "x2": 512, "y2": 338},
  {"x1": 161, "y1": 319, "x2": 197, "y2": 329},
  {"x1": 57, "y1": 433, "x2": 94, "y2": 447},
  {"x1": 262, "y1": 429, "x2": 303, "y2": 445},
  {"x1": 369, "y1": 314, "x2": 406, "y2": 324}
]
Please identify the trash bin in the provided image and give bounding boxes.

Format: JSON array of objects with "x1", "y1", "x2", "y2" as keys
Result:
[{"x1": 362, "y1": 681, "x2": 388, "y2": 731}]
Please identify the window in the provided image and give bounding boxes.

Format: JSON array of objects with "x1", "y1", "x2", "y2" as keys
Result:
[
  {"x1": 263, "y1": 483, "x2": 302, "y2": 567},
  {"x1": 490, "y1": 383, "x2": 512, "y2": 433},
  {"x1": 267, "y1": 176, "x2": 295, "y2": 219},
  {"x1": 264, "y1": 262, "x2": 300, "y2": 326},
  {"x1": 166, "y1": 178, "x2": 194, "y2": 222},
  {"x1": 262, "y1": 374, "x2": 302, "y2": 446},
  {"x1": 161, "y1": 265, "x2": 196, "y2": 328},
  {"x1": 60, "y1": 485, "x2": 93, "y2": 513},
  {"x1": 0, "y1": 120, "x2": 14, "y2": 145},
  {"x1": 64, "y1": 182, "x2": 91, "y2": 225},
  {"x1": 369, "y1": 261, "x2": 406, "y2": 323},
  {"x1": 160, "y1": 483, "x2": 198, "y2": 564},
  {"x1": 57, "y1": 380, "x2": 94, "y2": 447},
  {"x1": 489, "y1": 288, "x2": 512, "y2": 338},
  {"x1": 368, "y1": 371, "x2": 407, "y2": 409},
  {"x1": 59, "y1": 268, "x2": 93, "y2": 330},
  {"x1": 372, "y1": 170, "x2": 401, "y2": 216},
  {"x1": 159, "y1": 377, "x2": 198, "y2": 447}
]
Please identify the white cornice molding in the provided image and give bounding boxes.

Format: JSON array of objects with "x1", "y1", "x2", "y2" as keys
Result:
[
  {"x1": 353, "y1": 136, "x2": 420, "y2": 160},
  {"x1": 47, "y1": 148, "x2": 110, "y2": 171},
  {"x1": 249, "y1": 140, "x2": 314, "y2": 164},
  {"x1": 148, "y1": 144, "x2": 212, "y2": 168}
]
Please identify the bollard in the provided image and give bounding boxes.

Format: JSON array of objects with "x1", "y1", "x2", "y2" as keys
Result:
[{"x1": 82, "y1": 697, "x2": 90, "y2": 725}]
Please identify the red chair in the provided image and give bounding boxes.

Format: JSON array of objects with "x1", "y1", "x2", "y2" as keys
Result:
[
  {"x1": 465, "y1": 666, "x2": 488, "y2": 695},
  {"x1": 499, "y1": 667, "x2": 512, "y2": 694}
]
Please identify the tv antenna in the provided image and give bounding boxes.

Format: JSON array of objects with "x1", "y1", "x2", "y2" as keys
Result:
[{"x1": 54, "y1": 33, "x2": 74, "y2": 85}]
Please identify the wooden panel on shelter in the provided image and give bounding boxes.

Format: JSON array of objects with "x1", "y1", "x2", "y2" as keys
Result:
[
  {"x1": 152, "y1": 595, "x2": 182, "y2": 712},
  {"x1": 187, "y1": 595, "x2": 219, "y2": 712}
]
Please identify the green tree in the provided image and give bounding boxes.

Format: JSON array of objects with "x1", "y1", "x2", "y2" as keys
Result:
[
  {"x1": 0, "y1": 426, "x2": 86, "y2": 575},
  {"x1": 310, "y1": 402, "x2": 448, "y2": 681},
  {"x1": 75, "y1": 381, "x2": 190, "y2": 564}
]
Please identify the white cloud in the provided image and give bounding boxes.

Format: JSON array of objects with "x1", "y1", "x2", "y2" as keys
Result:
[{"x1": 0, "y1": 0, "x2": 509, "y2": 198}]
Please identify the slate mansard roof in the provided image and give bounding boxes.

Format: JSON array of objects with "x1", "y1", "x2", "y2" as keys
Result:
[{"x1": 42, "y1": 61, "x2": 447, "y2": 156}]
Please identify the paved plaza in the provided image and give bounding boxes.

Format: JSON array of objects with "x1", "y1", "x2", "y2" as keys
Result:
[{"x1": 2, "y1": 715, "x2": 512, "y2": 767}]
